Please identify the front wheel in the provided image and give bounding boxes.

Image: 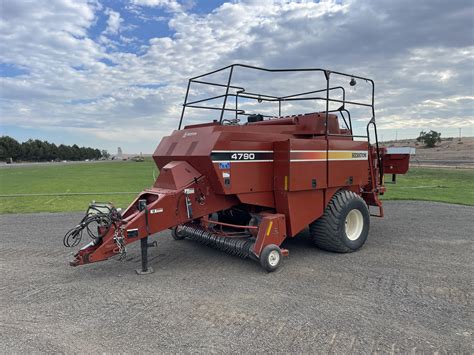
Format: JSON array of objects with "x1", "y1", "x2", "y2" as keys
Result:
[
  {"x1": 259, "y1": 244, "x2": 282, "y2": 272},
  {"x1": 310, "y1": 190, "x2": 370, "y2": 252},
  {"x1": 171, "y1": 225, "x2": 186, "y2": 240}
]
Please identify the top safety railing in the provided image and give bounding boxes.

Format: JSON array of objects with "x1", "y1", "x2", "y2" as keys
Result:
[{"x1": 178, "y1": 64, "x2": 381, "y2": 183}]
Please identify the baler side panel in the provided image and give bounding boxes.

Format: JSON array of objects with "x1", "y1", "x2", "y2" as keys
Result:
[
  {"x1": 212, "y1": 132, "x2": 275, "y2": 195},
  {"x1": 210, "y1": 131, "x2": 281, "y2": 207},
  {"x1": 288, "y1": 190, "x2": 325, "y2": 236},
  {"x1": 327, "y1": 139, "x2": 369, "y2": 188},
  {"x1": 273, "y1": 139, "x2": 327, "y2": 237},
  {"x1": 288, "y1": 139, "x2": 328, "y2": 191}
]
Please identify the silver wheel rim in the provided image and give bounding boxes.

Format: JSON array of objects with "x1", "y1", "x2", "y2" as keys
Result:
[
  {"x1": 345, "y1": 209, "x2": 364, "y2": 241},
  {"x1": 268, "y1": 250, "x2": 280, "y2": 267}
]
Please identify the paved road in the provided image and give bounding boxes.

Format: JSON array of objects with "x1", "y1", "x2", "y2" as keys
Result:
[{"x1": 0, "y1": 201, "x2": 472, "y2": 353}]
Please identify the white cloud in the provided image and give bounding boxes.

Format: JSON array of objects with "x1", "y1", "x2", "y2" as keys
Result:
[
  {"x1": 0, "y1": 0, "x2": 472, "y2": 151},
  {"x1": 104, "y1": 8, "x2": 123, "y2": 35}
]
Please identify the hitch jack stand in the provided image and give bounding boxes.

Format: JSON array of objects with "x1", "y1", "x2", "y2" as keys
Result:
[
  {"x1": 135, "y1": 236, "x2": 156, "y2": 275},
  {"x1": 136, "y1": 199, "x2": 156, "y2": 275}
]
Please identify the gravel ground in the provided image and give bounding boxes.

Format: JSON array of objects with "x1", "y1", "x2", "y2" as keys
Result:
[{"x1": 0, "y1": 201, "x2": 472, "y2": 353}]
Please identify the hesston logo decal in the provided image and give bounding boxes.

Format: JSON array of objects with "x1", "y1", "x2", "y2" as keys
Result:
[
  {"x1": 352, "y1": 152, "x2": 367, "y2": 158},
  {"x1": 182, "y1": 132, "x2": 197, "y2": 138}
]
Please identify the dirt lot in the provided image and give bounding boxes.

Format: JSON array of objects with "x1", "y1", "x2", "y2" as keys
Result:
[{"x1": 0, "y1": 201, "x2": 472, "y2": 353}]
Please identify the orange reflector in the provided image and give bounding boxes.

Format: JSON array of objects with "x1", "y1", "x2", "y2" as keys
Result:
[{"x1": 266, "y1": 221, "x2": 273, "y2": 236}]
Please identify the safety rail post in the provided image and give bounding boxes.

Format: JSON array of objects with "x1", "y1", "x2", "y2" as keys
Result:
[
  {"x1": 324, "y1": 70, "x2": 330, "y2": 137},
  {"x1": 179, "y1": 79, "x2": 192, "y2": 130},
  {"x1": 219, "y1": 66, "x2": 234, "y2": 123},
  {"x1": 367, "y1": 79, "x2": 382, "y2": 185},
  {"x1": 345, "y1": 109, "x2": 353, "y2": 134},
  {"x1": 235, "y1": 90, "x2": 238, "y2": 120},
  {"x1": 324, "y1": 70, "x2": 331, "y2": 196}
]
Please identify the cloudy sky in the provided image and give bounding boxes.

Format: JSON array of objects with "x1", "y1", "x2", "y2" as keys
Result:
[{"x1": 0, "y1": 0, "x2": 473, "y2": 153}]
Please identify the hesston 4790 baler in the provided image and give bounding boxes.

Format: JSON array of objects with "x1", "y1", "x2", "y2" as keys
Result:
[{"x1": 64, "y1": 64, "x2": 410, "y2": 274}]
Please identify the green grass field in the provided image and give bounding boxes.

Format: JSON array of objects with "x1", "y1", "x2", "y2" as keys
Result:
[
  {"x1": 0, "y1": 160, "x2": 158, "y2": 213},
  {"x1": 381, "y1": 167, "x2": 474, "y2": 205},
  {"x1": 0, "y1": 162, "x2": 472, "y2": 213}
]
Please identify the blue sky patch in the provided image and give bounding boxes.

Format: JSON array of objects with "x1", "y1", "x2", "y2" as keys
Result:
[
  {"x1": 0, "y1": 63, "x2": 29, "y2": 77},
  {"x1": 98, "y1": 58, "x2": 118, "y2": 67},
  {"x1": 190, "y1": 0, "x2": 227, "y2": 14}
]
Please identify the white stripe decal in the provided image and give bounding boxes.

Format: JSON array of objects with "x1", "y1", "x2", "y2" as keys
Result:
[
  {"x1": 212, "y1": 150, "x2": 274, "y2": 153},
  {"x1": 290, "y1": 159, "x2": 369, "y2": 162},
  {"x1": 211, "y1": 150, "x2": 367, "y2": 162},
  {"x1": 290, "y1": 159, "x2": 326, "y2": 162},
  {"x1": 213, "y1": 160, "x2": 273, "y2": 163},
  {"x1": 289, "y1": 150, "x2": 326, "y2": 153},
  {"x1": 330, "y1": 150, "x2": 368, "y2": 154},
  {"x1": 213, "y1": 150, "x2": 367, "y2": 153},
  {"x1": 289, "y1": 150, "x2": 368, "y2": 154}
]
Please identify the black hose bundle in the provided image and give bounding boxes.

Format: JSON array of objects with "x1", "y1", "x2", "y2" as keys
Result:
[{"x1": 63, "y1": 203, "x2": 121, "y2": 248}]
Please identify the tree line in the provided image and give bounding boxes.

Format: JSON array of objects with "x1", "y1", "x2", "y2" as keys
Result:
[{"x1": 0, "y1": 136, "x2": 110, "y2": 162}]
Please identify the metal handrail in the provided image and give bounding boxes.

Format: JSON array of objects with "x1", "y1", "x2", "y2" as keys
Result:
[
  {"x1": 177, "y1": 64, "x2": 379, "y2": 181},
  {"x1": 179, "y1": 64, "x2": 374, "y2": 129}
]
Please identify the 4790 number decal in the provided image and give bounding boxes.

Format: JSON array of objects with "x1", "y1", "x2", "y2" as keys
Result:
[
  {"x1": 231, "y1": 153, "x2": 255, "y2": 160},
  {"x1": 211, "y1": 151, "x2": 274, "y2": 162}
]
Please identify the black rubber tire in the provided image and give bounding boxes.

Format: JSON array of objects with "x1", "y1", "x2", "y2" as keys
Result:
[
  {"x1": 309, "y1": 190, "x2": 370, "y2": 253},
  {"x1": 171, "y1": 226, "x2": 186, "y2": 240},
  {"x1": 259, "y1": 244, "x2": 282, "y2": 272}
]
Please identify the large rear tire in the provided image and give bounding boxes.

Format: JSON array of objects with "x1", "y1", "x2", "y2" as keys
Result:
[{"x1": 310, "y1": 190, "x2": 370, "y2": 253}]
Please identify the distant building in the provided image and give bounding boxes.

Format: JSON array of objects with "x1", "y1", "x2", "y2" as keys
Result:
[{"x1": 117, "y1": 147, "x2": 123, "y2": 160}]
